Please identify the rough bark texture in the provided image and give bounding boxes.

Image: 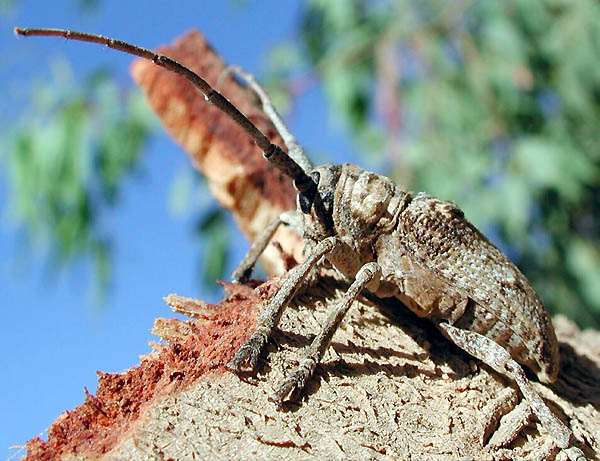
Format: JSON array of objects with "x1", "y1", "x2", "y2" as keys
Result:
[{"x1": 24, "y1": 31, "x2": 600, "y2": 460}]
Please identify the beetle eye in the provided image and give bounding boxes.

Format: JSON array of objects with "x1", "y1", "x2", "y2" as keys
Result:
[{"x1": 299, "y1": 171, "x2": 320, "y2": 214}]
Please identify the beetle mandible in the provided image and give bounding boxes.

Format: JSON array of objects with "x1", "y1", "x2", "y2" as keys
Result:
[{"x1": 14, "y1": 27, "x2": 584, "y2": 459}]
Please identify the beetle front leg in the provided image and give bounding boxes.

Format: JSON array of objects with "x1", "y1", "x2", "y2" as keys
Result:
[
  {"x1": 488, "y1": 399, "x2": 535, "y2": 449},
  {"x1": 437, "y1": 323, "x2": 585, "y2": 460},
  {"x1": 227, "y1": 236, "x2": 342, "y2": 373},
  {"x1": 274, "y1": 262, "x2": 382, "y2": 403}
]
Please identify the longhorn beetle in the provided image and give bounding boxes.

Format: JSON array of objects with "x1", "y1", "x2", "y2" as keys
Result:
[{"x1": 15, "y1": 27, "x2": 584, "y2": 459}]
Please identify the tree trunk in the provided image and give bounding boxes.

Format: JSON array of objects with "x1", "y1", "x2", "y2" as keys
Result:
[{"x1": 25, "y1": 31, "x2": 600, "y2": 461}]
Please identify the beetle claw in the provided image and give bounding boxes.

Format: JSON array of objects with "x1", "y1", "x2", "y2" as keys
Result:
[
  {"x1": 273, "y1": 357, "x2": 317, "y2": 403},
  {"x1": 227, "y1": 330, "x2": 269, "y2": 373}
]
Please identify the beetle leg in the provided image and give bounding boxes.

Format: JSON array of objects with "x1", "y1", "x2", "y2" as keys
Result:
[
  {"x1": 477, "y1": 387, "x2": 520, "y2": 446},
  {"x1": 274, "y1": 262, "x2": 382, "y2": 403},
  {"x1": 227, "y1": 236, "x2": 342, "y2": 373},
  {"x1": 231, "y1": 210, "x2": 303, "y2": 282},
  {"x1": 220, "y1": 66, "x2": 313, "y2": 173},
  {"x1": 487, "y1": 399, "x2": 533, "y2": 448},
  {"x1": 437, "y1": 322, "x2": 583, "y2": 458}
]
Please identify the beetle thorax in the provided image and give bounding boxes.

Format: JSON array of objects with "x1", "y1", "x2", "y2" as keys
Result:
[{"x1": 299, "y1": 163, "x2": 411, "y2": 252}]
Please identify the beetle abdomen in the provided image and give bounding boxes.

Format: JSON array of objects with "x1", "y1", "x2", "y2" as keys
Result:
[
  {"x1": 380, "y1": 248, "x2": 546, "y2": 379},
  {"x1": 396, "y1": 194, "x2": 559, "y2": 383}
]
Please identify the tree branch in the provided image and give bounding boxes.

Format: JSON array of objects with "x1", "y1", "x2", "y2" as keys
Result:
[{"x1": 129, "y1": 30, "x2": 304, "y2": 276}]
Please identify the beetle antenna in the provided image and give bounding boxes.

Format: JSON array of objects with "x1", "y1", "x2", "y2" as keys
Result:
[{"x1": 14, "y1": 27, "x2": 317, "y2": 196}]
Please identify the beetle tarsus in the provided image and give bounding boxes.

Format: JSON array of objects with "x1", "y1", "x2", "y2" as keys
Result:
[
  {"x1": 226, "y1": 327, "x2": 270, "y2": 373},
  {"x1": 273, "y1": 357, "x2": 317, "y2": 403}
]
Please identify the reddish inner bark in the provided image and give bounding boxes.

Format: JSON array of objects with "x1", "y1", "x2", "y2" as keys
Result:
[{"x1": 25, "y1": 282, "x2": 278, "y2": 460}]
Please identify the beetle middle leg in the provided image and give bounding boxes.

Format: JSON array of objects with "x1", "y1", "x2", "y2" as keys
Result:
[
  {"x1": 274, "y1": 262, "x2": 382, "y2": 403},
  {"x1": 227, "y1": 236, "x2": 343, "y2": 373},
  {"x1": 437, "y1": 322, "x2": 584, "y2": 459}
]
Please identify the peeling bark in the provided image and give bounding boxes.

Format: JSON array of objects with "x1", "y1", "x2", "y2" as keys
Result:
[{"x1": 24, "y1": 31, "x2": 600, "y2": 461}]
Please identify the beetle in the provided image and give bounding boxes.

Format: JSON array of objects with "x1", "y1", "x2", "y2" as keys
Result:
[{"x1": 14, "y1": 27, "x2": 584, "y2": 459}]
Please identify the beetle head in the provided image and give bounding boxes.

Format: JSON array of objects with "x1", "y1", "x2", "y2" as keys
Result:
[
  {"x1": 297, "y1": 163, "x2": 407, "y2": 247},
  {"x1": 296, "y1": 163, "x2": 339, "y2": 241}
]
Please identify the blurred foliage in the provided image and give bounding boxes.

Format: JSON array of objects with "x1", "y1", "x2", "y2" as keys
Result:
[
  {"x1": 0, "y1": 0, "x2": 15, "y2": 9},
  {"x1": 267, "y1": 0, "x2": 600, "y2": 327},
  {"x1": 2, "y1": 1, "x2": 236, "y2": 299},
  {"x1": 5, "y1": 59, "x2": 154, "y2": 297}
]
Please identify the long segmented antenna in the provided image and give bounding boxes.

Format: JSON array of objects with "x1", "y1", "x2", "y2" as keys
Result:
[{"x1": 14, "y1": 27, "x2": 316, "y2": 195}]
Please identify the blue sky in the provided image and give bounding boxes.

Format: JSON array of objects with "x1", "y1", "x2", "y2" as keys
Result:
[{"x1": 0, "y1": 1, "x2": 359, "y2": 458}]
